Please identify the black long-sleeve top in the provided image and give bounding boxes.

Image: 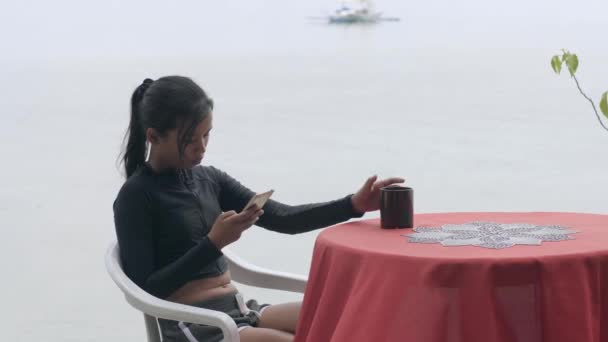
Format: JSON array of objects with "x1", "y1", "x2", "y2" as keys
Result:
[{"x1": 113, "y1": 163, "x2": 364, "y2": 299}]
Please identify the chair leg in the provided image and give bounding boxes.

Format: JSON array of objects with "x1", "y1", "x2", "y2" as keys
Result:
[{"x1": 144, "y1": 313, "x2": 162, "y2": 342}]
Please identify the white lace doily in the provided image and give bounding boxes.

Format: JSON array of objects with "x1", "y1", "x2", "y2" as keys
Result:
[{"x1": 404, "y1": 222, "x2": 578, "y2": 249}]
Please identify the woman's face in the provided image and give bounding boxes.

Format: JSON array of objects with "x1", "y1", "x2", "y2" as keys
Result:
[{"x1": 151, "y1": 112, "x2": 213, "y2": 169}]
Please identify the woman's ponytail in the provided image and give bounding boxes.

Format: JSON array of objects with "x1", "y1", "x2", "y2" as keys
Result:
[{"x1": 122, "y1": 78, "x2": 154, "y2": 178}]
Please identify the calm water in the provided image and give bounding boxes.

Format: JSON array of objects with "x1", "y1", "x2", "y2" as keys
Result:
[{"x1": 1, "y1": 0, "x2": 607, "y2": 340}]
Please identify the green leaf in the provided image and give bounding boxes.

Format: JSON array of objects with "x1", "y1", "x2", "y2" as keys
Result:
[
  {"x1": 565, "y1": 54, "x2": 579, "y2": 76},
  {"x1": 551, "y1": 55, "x2": 562, "y2": 74},
  {"x1": 600, "y1": 91, "x2": 608, "y2": 119}
]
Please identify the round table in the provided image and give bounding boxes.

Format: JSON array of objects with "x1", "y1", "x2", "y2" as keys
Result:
[{"x1": 294, "y1": 212, "x2": 608, "y2": 342}]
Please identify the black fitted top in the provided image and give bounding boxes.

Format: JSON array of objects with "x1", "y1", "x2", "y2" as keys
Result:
[{"x1": 113, "y1": 163, "x2": 364, "y2": 299}]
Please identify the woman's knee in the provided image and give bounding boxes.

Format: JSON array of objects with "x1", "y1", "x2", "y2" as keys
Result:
[{"x1": 258, "y1": 302, "x2": 301, "y2": 333}]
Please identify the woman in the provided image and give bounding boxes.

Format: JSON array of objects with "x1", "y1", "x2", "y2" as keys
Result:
[{"x1": 113, "y1": 76, "x2": 404, "y2": 342}]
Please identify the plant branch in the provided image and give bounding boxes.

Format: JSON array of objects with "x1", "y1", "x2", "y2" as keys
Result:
[{"x1": 571, "y1": 74, "x2": 608, "y2": 132}]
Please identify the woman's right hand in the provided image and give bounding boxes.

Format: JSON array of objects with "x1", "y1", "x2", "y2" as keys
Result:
[{"x1": 207, "y1": 205, "x2": 264, "y2": 249}]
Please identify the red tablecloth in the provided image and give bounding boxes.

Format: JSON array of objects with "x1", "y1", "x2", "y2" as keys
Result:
[{"x1": 294, "y1": 212, "x2": 608, "y2": 342}]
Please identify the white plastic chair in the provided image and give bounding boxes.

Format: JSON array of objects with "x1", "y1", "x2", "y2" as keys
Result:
[{"x1": 105, "y1": 241, "x2": 308, "y2": 342}]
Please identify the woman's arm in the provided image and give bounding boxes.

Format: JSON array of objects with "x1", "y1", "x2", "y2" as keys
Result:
[
  {"x1": 209, "y1": 166, "x2": 364, "y2": 235},
  {"x1": 113, "y1": 182, "x2": 222, "y2": 298}
]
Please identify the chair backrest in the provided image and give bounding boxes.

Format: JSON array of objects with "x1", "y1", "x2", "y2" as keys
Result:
[
  {"x1": 223, "y1": 248, "x2": 308, "y2": 293},
  {"x1": 105, "y1": 242, "x2": 239, "y2": 342},
  {"x1": 105, "y1": 243, "x2": 162, "y2": 342}
]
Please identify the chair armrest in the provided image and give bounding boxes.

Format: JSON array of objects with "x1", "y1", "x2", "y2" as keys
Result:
[
  {"x1": 105, "y1": 244, "x2": 240, "y2": 341},
  {"x1": 223, "y1": 248, "x2": 308, "y2": 293}
]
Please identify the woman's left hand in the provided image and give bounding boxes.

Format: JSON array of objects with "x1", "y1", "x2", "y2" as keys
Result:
[{"x1": 351, "y1": 175, "x2": 406, "y2": 214}]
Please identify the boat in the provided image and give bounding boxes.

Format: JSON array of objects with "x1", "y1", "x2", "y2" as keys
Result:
[{"x1": 328, "y1": 0, "x2": 382, "y2": 24}]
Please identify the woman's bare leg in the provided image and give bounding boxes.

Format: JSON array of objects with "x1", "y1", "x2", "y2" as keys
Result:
[
  {"x1": 257, "y1": 302, "x2": 301, "y2": 334},
  {"x1": 240, "y1": 327, "x2": 294, "y2": 342}
]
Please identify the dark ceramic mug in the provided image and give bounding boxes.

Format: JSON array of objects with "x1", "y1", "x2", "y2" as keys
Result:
[{"x1": 380, "y1": 186, "x2": 413, "y2": 229}]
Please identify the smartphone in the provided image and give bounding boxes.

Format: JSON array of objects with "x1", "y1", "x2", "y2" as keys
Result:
[{"x1": 242, "y1": 190, "x2": 274, "y2": 212}]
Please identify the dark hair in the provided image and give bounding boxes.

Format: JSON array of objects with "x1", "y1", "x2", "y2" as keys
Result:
[{"x1": 121, "y1": 76, "x2": 214, "y2": 178}]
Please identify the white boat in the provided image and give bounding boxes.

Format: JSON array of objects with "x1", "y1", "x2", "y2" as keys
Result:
[{"x1": 329, "y1": 0, "x2": 382, "y2": 24}]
